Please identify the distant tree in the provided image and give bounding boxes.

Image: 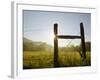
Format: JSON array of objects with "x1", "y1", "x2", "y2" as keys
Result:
[{"x1": 85, "y1": 42, "x2": 91, "y2": 51}]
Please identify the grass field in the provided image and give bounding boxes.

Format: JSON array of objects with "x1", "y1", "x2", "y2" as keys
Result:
[{"x1": 23, "y1": 51, "x2": 91, "y2": 69}]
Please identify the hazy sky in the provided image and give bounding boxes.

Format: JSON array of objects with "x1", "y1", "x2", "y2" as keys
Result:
[{"x1": 23, "y1": 10, "x2": 91, "y2": 47}]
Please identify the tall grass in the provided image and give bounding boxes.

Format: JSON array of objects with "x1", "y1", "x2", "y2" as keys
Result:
[{"x1": 23, "y1": 51, "x2": 91, "y2": 69}]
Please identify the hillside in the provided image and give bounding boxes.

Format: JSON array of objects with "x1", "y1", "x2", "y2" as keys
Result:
[{"x1": 23, "y1": 37, "x2": 53, "y2": 51}]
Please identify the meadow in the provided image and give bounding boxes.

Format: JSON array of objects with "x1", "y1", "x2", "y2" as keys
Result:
[{"x1": 23, "y1": 51, "x2": 91, "y2": 69}]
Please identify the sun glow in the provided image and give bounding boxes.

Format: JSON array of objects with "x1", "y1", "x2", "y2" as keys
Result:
[{"x1": 48, "y1": 32, "x2": 54, "y2": 46}]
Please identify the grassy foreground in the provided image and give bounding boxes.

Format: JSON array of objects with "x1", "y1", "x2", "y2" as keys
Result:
[{"x1": 23, "y1": 51, "x2": 91, "y2": 69}]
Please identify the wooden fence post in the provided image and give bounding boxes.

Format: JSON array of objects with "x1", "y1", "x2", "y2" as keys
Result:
[
  {"x1": 54, "y1": 23, "x2": 58, "y2": 67},
  {"x1": 80, "y1": 22, "x2": 86, "y2": 65},
  {"x1": 53, "y1": 23, "x2": 86, "y2": 67}
]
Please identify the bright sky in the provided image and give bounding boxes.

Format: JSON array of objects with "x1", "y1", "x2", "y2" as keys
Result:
[{"x1": 23, "y1": 10, "x2": 91, "y2": 47}]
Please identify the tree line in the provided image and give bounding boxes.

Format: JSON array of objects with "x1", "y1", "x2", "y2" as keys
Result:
[{"x1": 23, "y1": 37, "x2": 91, "y2": 52}]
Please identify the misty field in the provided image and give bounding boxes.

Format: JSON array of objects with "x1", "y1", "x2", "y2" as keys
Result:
[{"x1": 23, "y1": 51, "x2": 91, "y2": 69}]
